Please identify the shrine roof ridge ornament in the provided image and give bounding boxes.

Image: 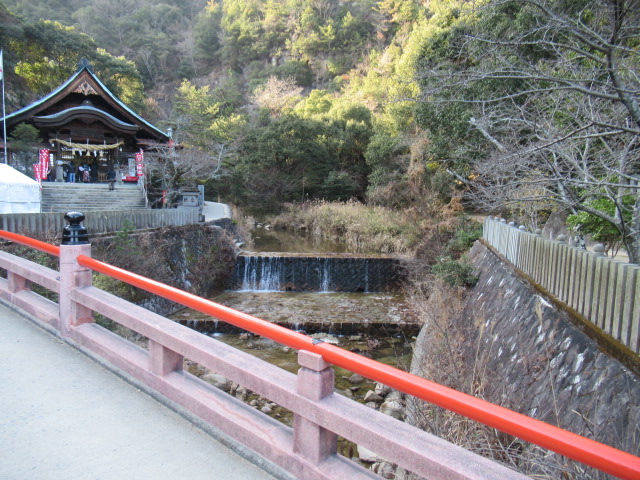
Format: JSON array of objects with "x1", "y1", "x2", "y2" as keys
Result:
[{"x1": 77, "y1": 58, "x2": 93, "y2": 73}]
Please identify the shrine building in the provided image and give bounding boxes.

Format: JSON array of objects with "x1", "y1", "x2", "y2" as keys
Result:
[{"x1": 1, "y1": 59, "x2": 171, "y2": 182}]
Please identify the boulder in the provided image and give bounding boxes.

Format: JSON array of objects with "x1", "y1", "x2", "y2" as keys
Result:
[
  {"x1": 386, "y1": 390, "x2": 404, "y2": 402},
  {"x1": 202, "y1": 373, "x2": 231, "y2": 392},
  {"x1": 380, "y1": 399, "x2": 404, "y2": 420},
  {"x1": 358, "y1": 446, "x2": 383, "y2": 463},
  {"x1": 364, "y1": 390, "x2": 384, "y2": 403},
  {"x1": 372, "y1": 461, "x2": 395, "y2": 479},
  {"x1": 374, "y1": 382, "x2": 391, "y2": 397},
  {"x1": 235, "y1": 386, "x2": 249, "y2": 401}
]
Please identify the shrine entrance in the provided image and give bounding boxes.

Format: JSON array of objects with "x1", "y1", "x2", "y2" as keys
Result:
[{"x1": 1, "y1": 59, "x2": 170, "y2": 183}]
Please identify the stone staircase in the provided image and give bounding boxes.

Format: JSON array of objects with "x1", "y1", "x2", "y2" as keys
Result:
[{"x1": 41, "y1": 182, "x2": 147, "y2": 213}]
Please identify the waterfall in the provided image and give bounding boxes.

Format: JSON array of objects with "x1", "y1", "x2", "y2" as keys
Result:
[
  {"x1": 233, "y1": 254, "x2": 400, "y2": 293},
  {"x1": 239, "y1": 256, "x2": 283, "y2": 291},
  {"x1": 364, "y1": 258, "x2": 369, "y2": 293},
  {"x1": 320, "y1": 257, "x2": 331, "y2": 292}
]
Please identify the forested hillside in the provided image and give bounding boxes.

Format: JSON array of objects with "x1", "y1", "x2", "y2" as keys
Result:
[{"x1": 1, "y1": 0, "x2": 638, "y2": 263}]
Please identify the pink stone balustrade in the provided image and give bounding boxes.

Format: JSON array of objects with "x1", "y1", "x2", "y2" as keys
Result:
[{"x1": 1, "y1": 231, "x2": 639, "y2": 480}]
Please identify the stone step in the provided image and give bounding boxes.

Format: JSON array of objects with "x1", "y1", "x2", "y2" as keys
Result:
[
  {"x1": 41, "y1": 183, "x2": 147, "y2": 213},
  {"x1": 41, "y1": 196, "x2": 145, "y2": 202}
]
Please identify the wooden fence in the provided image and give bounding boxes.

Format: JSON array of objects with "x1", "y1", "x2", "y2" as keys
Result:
[
  {"x1": 483, "y1": 217, "x2": 640, "y2": 354},
  {"x1": 0, "y1": 209, "x2": 199, "y2": 236}
]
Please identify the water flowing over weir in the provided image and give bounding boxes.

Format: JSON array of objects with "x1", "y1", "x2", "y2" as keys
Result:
[
  {"x1": 173, "y1": 234, "x2": 417, "y2": 347},
  {"x1": 229, "y1": 253, "x2": 404, "y2": 293}
]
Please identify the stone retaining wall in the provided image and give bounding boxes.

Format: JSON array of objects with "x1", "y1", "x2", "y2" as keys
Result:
[{"x1": 408, "y1": 242, "x2": 640, "y2": 477}]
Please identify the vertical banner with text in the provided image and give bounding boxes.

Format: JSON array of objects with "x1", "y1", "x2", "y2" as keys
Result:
[
  {"x1": 135, "y1": 150, "x2": 144, "y2": 177},
  {"x1": 38, "y1": 149, "x2": 49, "y2": 183},
  {"x1": 33, "y1": 164, "x2": 41, "y2": 182}
]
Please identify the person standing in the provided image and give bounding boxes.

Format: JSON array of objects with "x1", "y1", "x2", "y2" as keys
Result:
[
  {"x1": 107, "y1": 167, "x2": 116, "y2": 190},
  {"x1": 67, "y1": 163, "x2": 76, "y2": 183},
  {"x1": 90, "y1": 162, "x2": 98, "y2": 183}
]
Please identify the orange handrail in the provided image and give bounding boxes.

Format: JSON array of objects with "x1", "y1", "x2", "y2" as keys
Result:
[
  {"x1": 78, "y1": 254, "x2": 640, "y2": 480},
  {"x1": 0, "y1": 230, "x2": 61, "y2": 257}
]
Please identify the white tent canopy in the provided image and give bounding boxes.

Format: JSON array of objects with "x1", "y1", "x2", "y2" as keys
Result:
[{"x1": 0, "y1": 164, "x2": 41, "y2": 213}]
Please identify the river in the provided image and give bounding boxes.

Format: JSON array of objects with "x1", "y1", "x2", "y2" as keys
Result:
[{"x1": 169, "y1": 226, "x2": 417, "y2": 426}]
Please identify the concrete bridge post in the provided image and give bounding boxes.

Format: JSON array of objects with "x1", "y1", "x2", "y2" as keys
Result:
[
  {"x1": 293, "y1": 350, "x2": 338, "y2": 465},
  {"x1": 149, "y1": 341, "x2": 183, "y2": 376},
  {"x1": 58, "y1": 212, "x2": 93, "y2": 336},
  {"x1": 7, "y1": 270, "x2": 30, "y2": 294}
]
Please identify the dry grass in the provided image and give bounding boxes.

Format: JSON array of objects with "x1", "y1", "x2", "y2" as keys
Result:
[
  {"x1": 400, "y1": 276, "x2": 619, "y2": 480},
  {"x1": 270, "y1": 199, "x2": 429, "y2": 254}
]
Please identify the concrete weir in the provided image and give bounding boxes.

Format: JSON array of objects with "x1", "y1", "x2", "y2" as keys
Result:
[{"x1": 227, "y1": 253, "x2": 405, "y2": 293}]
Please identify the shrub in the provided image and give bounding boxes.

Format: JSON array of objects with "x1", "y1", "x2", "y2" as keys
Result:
[
  {"x1": 431, "y1": 259, "x2": 478, "y2": 287},
  {"x1": 444, "y1": 220, "x2": 482, "y2": 259}
]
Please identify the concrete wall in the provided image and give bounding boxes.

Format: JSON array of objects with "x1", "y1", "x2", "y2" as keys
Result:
[
  {"x1": 483, "y1": 217, "x2": 640, "y2": 354},
  {"x1": 0, "y1": 209, "x2": 199, "y2": 236}
]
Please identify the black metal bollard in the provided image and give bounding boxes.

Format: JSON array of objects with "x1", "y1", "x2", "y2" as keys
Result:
[{"x1": 62, "y1": 211, "x2": 90, "y2": 245}]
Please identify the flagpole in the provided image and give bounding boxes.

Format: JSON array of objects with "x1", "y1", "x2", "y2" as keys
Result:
[{"x1": 1, "y1": 49, "x2": 7, "y2": 164}]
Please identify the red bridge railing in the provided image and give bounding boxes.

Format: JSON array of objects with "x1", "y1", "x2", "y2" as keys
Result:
[{"x1": 1, "y1": 227, "x2": 640, "y2": 479}]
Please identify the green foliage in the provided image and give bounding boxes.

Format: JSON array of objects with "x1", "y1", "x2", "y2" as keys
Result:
[
  {"x1": 567, "y1": 196, "x2": 634, "y2": 255},
  {"x1": 365, "y1": 132, "x2": 405, "y2": 189},
  {"x1": 275, "y1": 60, "x2": 314, "y2": 87},
  {"x1": 172, "y1": 79, "x2": 246, "y2": 147},
  {"x1": 1, "y1": 9, "x2": 145, "y2": 106},
  {"x1": 234, "y1": 114, "x2": 332, "y2": 208},
  {"x1": 432, "y1": 259, "x2": 478, "y2": 287},
  {"x1": 114, "y1": 219, "x2": 139, "y2": 256},
  {"x1": 233, "y1": 100, "x2": 374, "y2": 208},
  {"x1": 295, "y1": 90, "x2": 333, "y2": 117},
  {"x1": 321, "y1": 170, "x2": 359, "y2": 201},
  {"x1": 194, "y1": 2, "x2": 222, "y2": 65},
  {"x1": 8, "y1": 123, "x2": 40, "y2": 151},
  {"x1": 443, "y1": 220, "x2": 482, "y2": 259},
  {"x1": 1, "y1": 0, "x2": 496, "y2": 217},
  {"x1": 429, "y1": 168, "x2": 455, "y2": 202},
  {"x1": 7, "y1": 123, "x2": 40, "y2": 175},
  {"x1": 432, "y1": 216, "x2": 482, "y2": 287}
]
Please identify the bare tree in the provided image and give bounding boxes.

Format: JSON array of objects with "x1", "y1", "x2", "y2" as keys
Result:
[
  {"x1": 418, "y1": 0, "x2": 640, "y2": 263},
  {"x1": 144, "y1": 142, "x2": 230, "y2": 207},
  {"x1": 250, "y1": 76, "x2": 303, "y2": 117}
]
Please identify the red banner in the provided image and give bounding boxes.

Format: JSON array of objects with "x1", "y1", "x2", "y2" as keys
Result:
[
  {"x1": 135, "y1": 150, "x2": 144, "y2": 177},
  {"x1": 39, "y1": 149, "x2": 50, "y2": 181},
  {"x1": 33, "y1": 163, "x2": 41, "y2": 182}
]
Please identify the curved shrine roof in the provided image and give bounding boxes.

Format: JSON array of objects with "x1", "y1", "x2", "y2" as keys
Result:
[
  {"x1": 2, "y1": 60, "x2": 169, "y2": 143},
  {"x1": 33, "y1": 105, "x2": 139, "y2": 134}
]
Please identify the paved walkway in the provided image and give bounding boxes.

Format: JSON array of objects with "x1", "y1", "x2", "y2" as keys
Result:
[{"x1": 0, "y1": 302, "x2": 282, "y2": 480}]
